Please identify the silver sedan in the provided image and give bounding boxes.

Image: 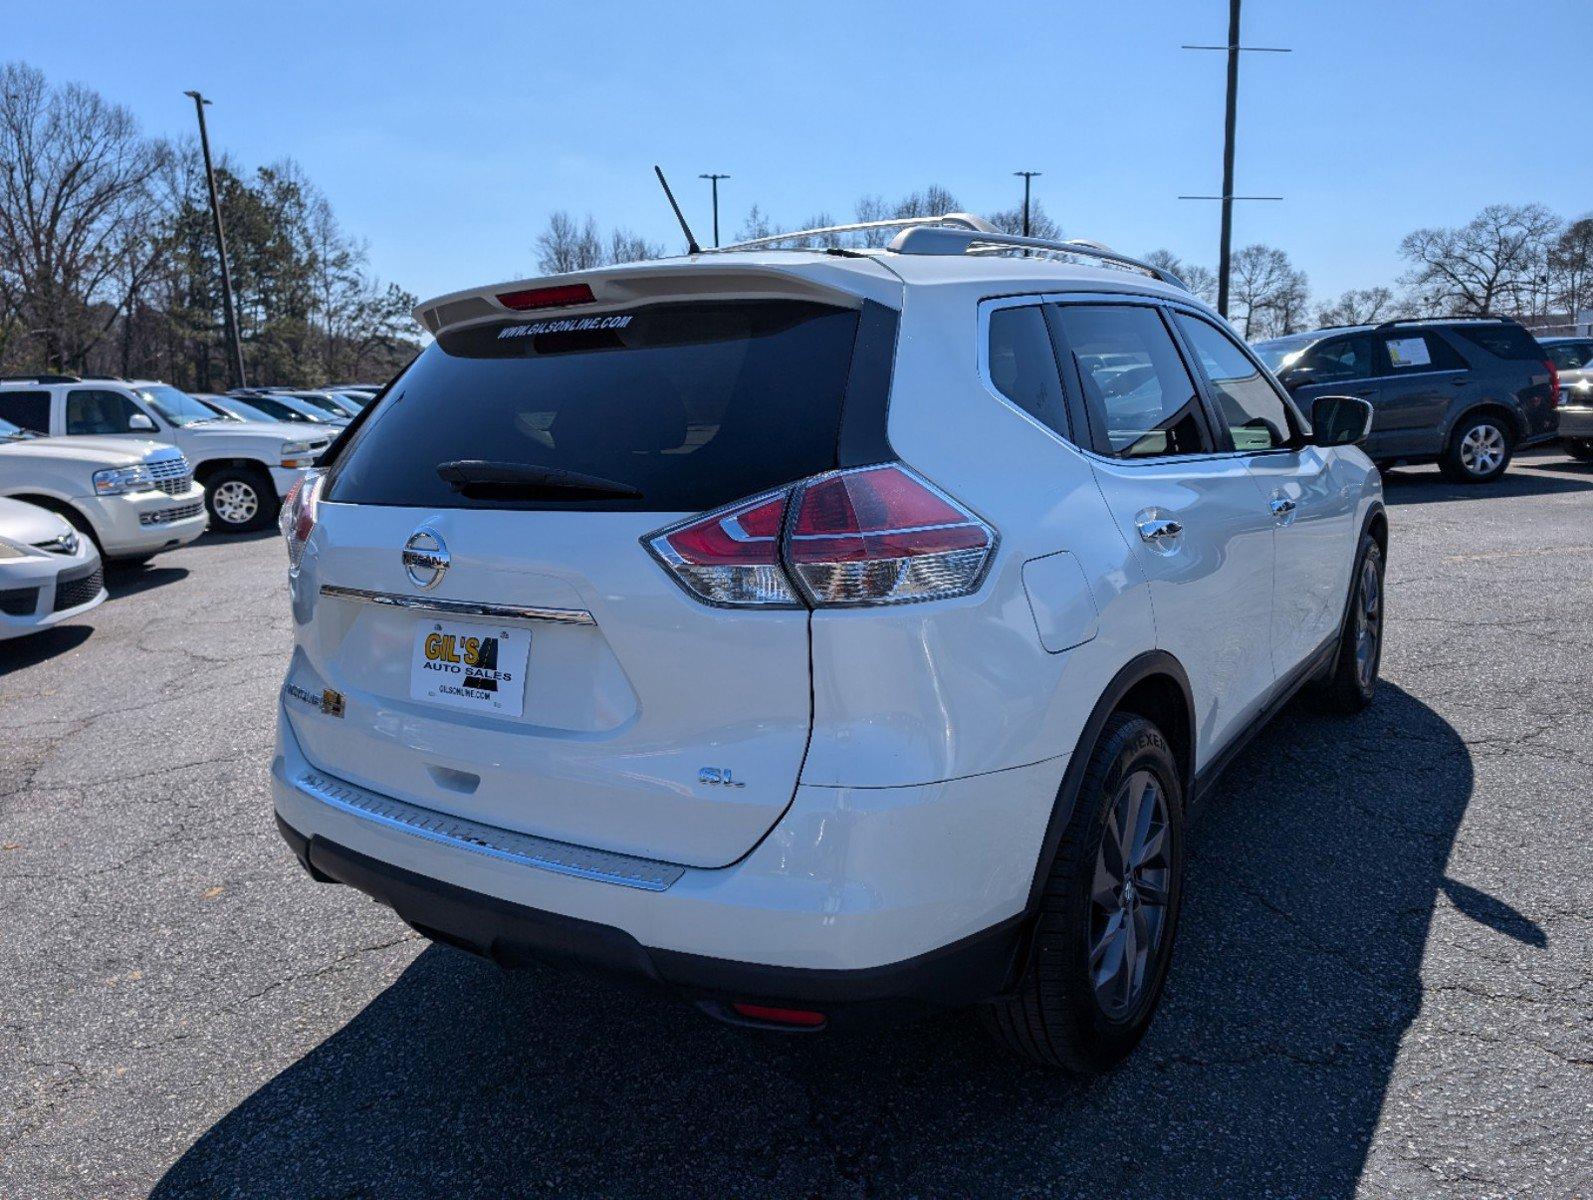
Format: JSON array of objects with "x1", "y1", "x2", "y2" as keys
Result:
[{"x1": 0, "y1": 497, "x2": 105, "y2": 641}]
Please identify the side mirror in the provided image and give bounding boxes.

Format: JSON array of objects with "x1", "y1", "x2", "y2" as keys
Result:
[
  {"x1": 127, "y1": 412, "x2": 157, "y2": 432},
  {"x1": 1310, "y1": 395, "x2": 1373, "y2": 447}
]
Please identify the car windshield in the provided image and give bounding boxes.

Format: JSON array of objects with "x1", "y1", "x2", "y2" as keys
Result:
[
  {"x1": 246, "y1": 397, "x2": 318, "y2": 423},
  {"x1": 137, "y1": 384, "x2": 225, "y2": 427},
  {"x1": 196, "y1": 397, "x2": 242, "y2": 421},
  {"x1": 1252, "y1": 334, "x2": 1320, "y2": 372},
  {"x1": 0, "y1": 416, "x2": 39, "y2": 440}
]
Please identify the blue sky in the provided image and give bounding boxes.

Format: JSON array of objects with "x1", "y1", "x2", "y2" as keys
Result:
[{"x1": 7, "y1": 0, "x2": 1590, "y2": 308}]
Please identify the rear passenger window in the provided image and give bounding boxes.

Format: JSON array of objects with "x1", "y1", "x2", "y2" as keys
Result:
[
  {"x1": 1052, "y1": 305, "x2": 1212, "y2": 458},
  {"x1": 1377, "y1": 332, "x2": 1466, "y2": 374},
  {"x1": 0, "y1": 391, "x2": 50, "y2": 433},
  {"x1": 66, "y1": 389, "x2": 143, "y2": 435},
  {"x1": 1174, "y1": 313, "x2": 1296, "y2": 451},
  {"x1": 987, "y1": 305, "x2": 1069, "y2": 439},
  {"x1": 1447, "y1": 324, "x2": 1541, "y2": 361}
]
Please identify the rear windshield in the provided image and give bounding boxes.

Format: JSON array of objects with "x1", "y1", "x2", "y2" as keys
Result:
[
  {"x1": 1447, "y1": 324, "x2": 1541, "y2": 361},
  {"x1": 328, "y1": 300, "x2": 862, "y2": 512}
]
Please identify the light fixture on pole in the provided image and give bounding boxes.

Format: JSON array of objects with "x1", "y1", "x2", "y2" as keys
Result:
[{"x1": 698, "y1": 173, "x2": 731, "y2": 248}]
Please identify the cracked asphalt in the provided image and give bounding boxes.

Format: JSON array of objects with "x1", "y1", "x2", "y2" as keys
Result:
[{"x1": 2, "y1": 450, "x2": 1589, "y2": 1199}]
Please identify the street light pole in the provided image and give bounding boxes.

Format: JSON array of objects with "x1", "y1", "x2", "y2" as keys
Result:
[
  {"x1": 1013, "y1": 171, "x2": 1042, "y2": 237},
  {"x1": 698, "y1": 173, "x2": 730, "y2": 248},
  {"x1": 1178, "y1": 0, "x2": 1289, "y2": 319},
  {"x1": 183, "y1": 90, "x2": 246, "y2": 390}
]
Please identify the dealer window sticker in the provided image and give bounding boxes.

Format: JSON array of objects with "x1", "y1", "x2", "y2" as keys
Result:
[{"x1": 1386, "y1": 337, "x2": 1432, "y2": 369}]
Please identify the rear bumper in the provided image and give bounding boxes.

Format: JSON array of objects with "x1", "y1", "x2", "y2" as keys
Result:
[
  {"x1": 1557, "y1": 406, "x2": 1593, "y2": 440},
  {"x1": 271, "y1": 703, "x2": 1064, "y2": 1008},
  {"x1": 276, "y1": 814, "x2": 1023, "y2": 1015}
]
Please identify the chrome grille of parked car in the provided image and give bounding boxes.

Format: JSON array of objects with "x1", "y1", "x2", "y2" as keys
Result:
[
  {"x1": 146, "y1": 454, "x2": 193, "y2": 497},
  {"x1": 139, "y1": 500, "x2": 204, "y2": 526}
]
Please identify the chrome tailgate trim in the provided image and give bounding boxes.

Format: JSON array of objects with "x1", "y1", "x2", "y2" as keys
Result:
[
  {"x1": 318, "y1": 584, "x2": 596, "y2": 626},
  {"x1": 294, "y1": 768, "x2": 683, "y2": 891}
]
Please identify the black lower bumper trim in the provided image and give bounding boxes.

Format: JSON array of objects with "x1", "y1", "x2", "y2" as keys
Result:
[{"x1": 275, "y1": 815, "x2": 1022, "y2": 1013}]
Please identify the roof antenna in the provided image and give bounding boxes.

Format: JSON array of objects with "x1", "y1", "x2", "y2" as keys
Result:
[{"x1": 654, "y1": 165, "x2": 702, "y2": 255}]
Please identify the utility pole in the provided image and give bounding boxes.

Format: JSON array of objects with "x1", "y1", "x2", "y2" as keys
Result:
[
  {"x1": 1013, "y1": 171, "x2": 1042, "y2": 237},
  {"x1": 184, "y1": 90, "x2": 246, "y2": 389},
  {"x1": 698, "y1": 173, "x2": 730, "y2": 247},
  {"x1": 1178, "y1": 0, "x2": 1288, "y2": 318}
]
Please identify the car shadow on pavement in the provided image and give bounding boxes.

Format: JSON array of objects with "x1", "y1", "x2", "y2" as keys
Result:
[
  {"x1": 1380, "y1": 462, "x2": 1593, "y2": 504},
  {"x1": 152, "y1": 682, "x2": 1489, "y2": 1199},
  {"x1": 103, "y1": 562, "x2": 189, "y2": 600},
  {"x1": 0, "y1": 624, "x2": 93, "y2": 670}
]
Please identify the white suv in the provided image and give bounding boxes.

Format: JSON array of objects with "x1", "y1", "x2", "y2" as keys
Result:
[
  {"x1": 0, "y1": 417, "x2": 206, "y2": 563},
  {"x1": 0, "y1": 377, "x2": 333, "y2": 533},
  {"x1": 271, "y1": 217, "x2": 1385, "y2": 1071}
]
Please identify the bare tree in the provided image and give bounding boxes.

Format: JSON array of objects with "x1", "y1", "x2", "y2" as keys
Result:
[
  {"x1": 534, "y1": 211, "x2": 603, "y2": 274},
  {"x1": 1548, "y1": 216, "x2": 1593, "y2": 320},
  {"x1": 1315, "y1": 286, "x2": 1396, "y2": 327},
  {"x1": 1142, "y1": 250, "x2": 1218, "y2": 305},
  {"x1": 735, "y1": 204, "x2": 775, "y2": 244},
  {"x1": 1398, "y1": 203, "x2": 1559, "y2": 317},
  {"x1": 893, "y1": 184, "x2": 959, "y2": 219},
  {"x1": 607, "y1": 228, "x2": 664, "y2": 264},
  {"x1": 1229, "y1": 244, "x2": 1310, "y2": 338},
  {"x1": 987, "y1": 200, "x2": 1061, "y2": 241},
  {"x1": 854, "y1": 194, "x2": 891, "y2": 247},
  {"x1": 0, "y1": 62, "x2": 167, "y2": 370}
]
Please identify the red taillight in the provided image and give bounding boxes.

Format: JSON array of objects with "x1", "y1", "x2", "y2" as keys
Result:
[
  {"x1": 279, "y1": 470, "x2": 324, "y2": 576},
  {"x1": 651, "y1": 488, "x2": 801, "y2": 607},
  {"x1": 1545, "y1": 358, "x2": 1560, "y2": 402},
  {"x1": 496, "y1": 283, "x2": 595, "y2": 311},
  {"x1": 646, "y1": 464, "x2": 996, "y2": 609},
  {"x1": 729, "y1": 1002, "x2": 826, "y2": 1028}
]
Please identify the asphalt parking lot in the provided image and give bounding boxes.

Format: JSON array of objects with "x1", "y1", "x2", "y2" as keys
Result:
[{"x1": 2, "y1": 450, "x2": 1589, "y2": 1200}]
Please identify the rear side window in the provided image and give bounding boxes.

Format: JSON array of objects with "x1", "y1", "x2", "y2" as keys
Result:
[
  {"x1": 66, "y1": 389, "x2": 143, "y2": 434},
  {"x1": 1052, "y1": 305, "x2": 1212, "y2": 458},
  {"x1": 1377, "y1": 331, "x2": 1466, "y2": 373},
  {"x1": 0, "y1": 391, "x2": 50, "y2": 433},
  {"x1": 1447, "y1": 323, "x2": 1541, "y2": 361},
  {"x1": 1173, "y1": 313, "x2": 1296, "y2": 451},
  {"x1": 329, "y1": 300, "x2": 863, "y2": 512},
  {"x1": 987, "y1": 305, "x2": 1070, "y2": 439}
]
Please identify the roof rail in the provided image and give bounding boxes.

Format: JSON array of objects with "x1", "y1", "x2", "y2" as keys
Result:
[
  {"x1": 0, "y1": 373, "x2": 80, "y2": 384},
  {"x1": 1375, "y1": 315, "x2": 1511, "y2": 329},
  {"x1": 710, "y1": 212, "x2": 999, "y2": 252},
  {"x1": 889, "y1": 226, "x2": 1188, "y2": 289}
]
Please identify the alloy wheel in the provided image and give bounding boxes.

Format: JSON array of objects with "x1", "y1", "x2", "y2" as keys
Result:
[
  {"x1": 1458, "y1": 423, "x2": 1505, "y2": 476},
  {"x1": 1088, "y1": 769, "x2": 1172, "y2": 1019},
  {"x1": 213, "y1": 480, "x2": 259, "y2": 525},
  {"x1": 1354, "y1": 554, "x2": 1382, "y2": 690}
]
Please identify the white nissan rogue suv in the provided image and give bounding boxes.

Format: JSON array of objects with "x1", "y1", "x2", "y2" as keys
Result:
[{"x1": 272, "y1": 216, "x2": 1386, "y2": 1071}]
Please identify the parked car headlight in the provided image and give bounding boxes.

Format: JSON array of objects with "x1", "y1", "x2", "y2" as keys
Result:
[
  {"x1": 0, "y1": 540, "x2": 26, "y2": 560},
  {"x1": 92, "y1": 464, "x2": 156, "y2": 495},
  {"x1": 280, "y1": 440, "x2": 319, "y2": 468}
]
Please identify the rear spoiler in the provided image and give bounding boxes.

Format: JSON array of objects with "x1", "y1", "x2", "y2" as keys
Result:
[{"x1": 414, "y1": 261, "x2": 900, "y2": 337}]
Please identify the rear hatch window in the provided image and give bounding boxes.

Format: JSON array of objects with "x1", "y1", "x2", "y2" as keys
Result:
[
  {"x1": 1448, "y1": 323, "x2": 1542, "y2": 361},
  {"x1": 327, "y1": 300, "x2": 862, "y2": 512}
]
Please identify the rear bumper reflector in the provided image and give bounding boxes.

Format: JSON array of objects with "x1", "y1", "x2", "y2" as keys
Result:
[
  {"x1": 292, "y1": 767, "x2": 683, "y2": 891},
  {"x1": 317, "y1": 584, "x2": 597, "y2": 626}
]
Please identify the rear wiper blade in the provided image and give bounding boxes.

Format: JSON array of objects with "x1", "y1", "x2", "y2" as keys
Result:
[{"x1": 436, "y1": 460, "x2": 643, "y2": 500}]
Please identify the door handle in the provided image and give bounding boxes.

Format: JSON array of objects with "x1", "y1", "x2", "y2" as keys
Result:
[
  {"x1": 1137, "y1": 517, "x2": 1183, "y2": 543},
  {"x1": 1349, "y1": 389, "x2": 1375, "y2": 398},
  {"x1": 1449, "y1": 376, "x2": 1472, "y2": 387},
  {"x1": 1270, "y1": 497, "x2": 1297, "y2": 518}
]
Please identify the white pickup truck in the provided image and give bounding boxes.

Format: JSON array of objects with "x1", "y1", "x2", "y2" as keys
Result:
[
  {"x1": 0, "y1": 377, "x2": 334, "y2": 532},
  {"x1": 0, "y1": 416, "x2": 206, "y2": 563}
]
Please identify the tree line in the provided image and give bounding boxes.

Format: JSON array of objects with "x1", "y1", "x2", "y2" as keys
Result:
[
  {"x1": 537, "y1": 188, "x2": 1593, "y2": 342},
  {"x1": 0, "y1": 62, "x2": 420, "y2": 390}
]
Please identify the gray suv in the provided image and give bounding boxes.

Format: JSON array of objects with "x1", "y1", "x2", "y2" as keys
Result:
[{"x1": 1255, "y1": 318, "x2": 1558, "y2": 483}]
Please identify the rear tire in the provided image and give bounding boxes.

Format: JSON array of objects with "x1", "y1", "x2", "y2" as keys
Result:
[
  {"x1": 983, "y1": 713, "x2": 1185, "y2": 1073},
  {"x1": 204, "y1": 466, "x2": 277, "y2": 533},
  {"x1": 1439, "y1": 413, "x2": 1513, "y2": 483},
  {"x1": 1316, "y1": 534, "x2": 1384, "y2": 714}
]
